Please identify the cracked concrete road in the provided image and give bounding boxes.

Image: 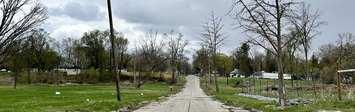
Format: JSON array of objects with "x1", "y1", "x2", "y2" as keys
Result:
[{"x1": 134, "y1": 75, "x2": 248, "y2": 112}]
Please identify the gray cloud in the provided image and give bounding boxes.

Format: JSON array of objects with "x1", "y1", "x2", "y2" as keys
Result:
[
  {"x1": 41, "y1": 0, "x2": 355, "y2": 59},
  {"x1": 111, "y1": 0, "x2": 238, "y2": 52},
  {"x1": 114, "y1": 1, "x2": 200, "y2": 26},
  {"x1": 49, "y1": 1, "x2": 105, "y2": 21}
]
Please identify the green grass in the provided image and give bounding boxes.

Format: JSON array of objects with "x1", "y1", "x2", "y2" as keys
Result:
[
  {"x1": 200, "y1": 77, "x2": 355, "y2": 112},
  {"x1": 0, "y1": 77, "x2": 185, "y2": 112},
  {"x1": 0, "y1": 72, "x2": 15, "y2": 76}
]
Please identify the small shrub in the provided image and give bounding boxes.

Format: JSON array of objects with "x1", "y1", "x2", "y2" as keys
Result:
[{"x1": 88, "y1": 67, "x2": 99, "y2": 84}]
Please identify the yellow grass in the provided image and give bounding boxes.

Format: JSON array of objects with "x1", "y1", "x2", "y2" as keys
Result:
[{"x1": 121, "y1": 72, "x2": 173, "y2": 79}]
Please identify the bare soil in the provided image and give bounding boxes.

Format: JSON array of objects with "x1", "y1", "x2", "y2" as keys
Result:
[{"x1": 0, "y1": 75, "x2": 13, "y2": 84}]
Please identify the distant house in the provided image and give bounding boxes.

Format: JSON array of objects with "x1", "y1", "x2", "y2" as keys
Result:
[
  {"x1": 53, "y1": 63, "x2": 81, "y2": 76},
  {"x1": 67, "y1": 66, "x2": 82, "y2": 76},
  {"x1": 211, "y1": 71, "x2": 220, "y2": 76},
  {"x1": 116, "y1": 66, "x2": 128, "y2": 72},
  {"x1": 229, "y1": 68, "x2": 245, "y2": 77},
  {"x1": 106, "y1": 66, "x2": 128, "y2": 72}
]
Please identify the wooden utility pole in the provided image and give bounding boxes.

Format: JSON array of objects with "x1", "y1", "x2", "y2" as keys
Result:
[
  {"x1": 337, "y1": 63, "x2": 341, "y2": 101},
  {"x1": 107, "y1": 0, "x2": 121, "y2": 101}
]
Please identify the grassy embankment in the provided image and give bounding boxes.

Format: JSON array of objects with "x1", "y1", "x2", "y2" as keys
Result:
[
  {"x1": 200, "y1": 77, "x2": 355, "y2": 112},
  {"x1": 0, "y1": 76, "x2": 186, "y2": 111}
]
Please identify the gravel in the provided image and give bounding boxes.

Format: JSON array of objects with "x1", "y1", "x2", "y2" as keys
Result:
[{"x1": 236, "y1": 93, "x2": 311, "y2": 105}]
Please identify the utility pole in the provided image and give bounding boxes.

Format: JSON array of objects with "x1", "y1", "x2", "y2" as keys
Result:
[
  {"x1": 107, "y1": 0, "x2": 121, "y2": 101},
  {"x1": 208, "y1": 47, "x2": 211, "y2": 85}
]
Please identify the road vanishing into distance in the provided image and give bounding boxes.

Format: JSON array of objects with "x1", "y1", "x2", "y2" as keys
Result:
[{"x1": 134, "y1": 75, "x2": 248, "y2": 112}]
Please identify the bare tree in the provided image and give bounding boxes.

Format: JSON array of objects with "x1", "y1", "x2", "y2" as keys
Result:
[
  {"x1": 114, "y1": 32, "x2": 131, "y2": 89},
  {"x1": 336, "y1": 33, "x2": 354, "y2": 70},
  {"x1": 198, "y1": 11, "x2": 228, "y2": 93},
  {"x1": 136, "y1": 30, "x2": 168, "y2": 88},
  {"x1": 62, "y1": 38, "x2": 77, "y2": 64},
  {"x1": 167, "y1": 30, "x2": 188, "y2": 85},
  {"x1": 228, "y1": 0, "x2": 296, "y2": 106},
  {"x1": 289, "y1": 2, "x2": 327, "y2": 86},
  {"x1": 0, "y1": 0, "x2": 48, "y2": 65}
]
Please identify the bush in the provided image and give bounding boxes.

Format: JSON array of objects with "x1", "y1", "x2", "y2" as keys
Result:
[{"x1": 89, "y1": 67, "x2": 99, "y2": 84}]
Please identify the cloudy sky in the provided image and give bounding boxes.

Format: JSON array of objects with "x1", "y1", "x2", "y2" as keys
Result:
[{"x1": 40, "y1": 0, "x2": 355, "y2": 60}]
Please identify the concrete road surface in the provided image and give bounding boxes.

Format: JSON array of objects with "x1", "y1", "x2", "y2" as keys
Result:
[{"x1": 134, "y1": 75, "x2": 248, "y2": 112}]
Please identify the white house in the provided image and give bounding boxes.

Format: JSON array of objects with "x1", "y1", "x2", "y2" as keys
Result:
[
  {"x1": 53, "y1": 63, "x2": 81, "y2": 76},
  {"x1": 229, "y1": 68, "x2": 245, "y2": 77},
  {"x1": 107, "y1": 66, "x2": 128, "y2": 72},
  {"x1": 67, "y1": 66, "x2": 82, "y2": 76},
  {"x1": 117, "y1": 66, "x2": 128, "y2": 72}
]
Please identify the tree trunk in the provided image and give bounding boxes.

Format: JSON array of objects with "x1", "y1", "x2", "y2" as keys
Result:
[
  {"x1": 227, "y1": 73, "x2": 229, "y2": 85},
  {"x1": 276, "y1": 1, "x2": 286, "y2": 106},
  {"x1": 214, "y1": 73, "x2": 219, "y2": 92},
  {"x1": 14, "y1": 58, "x2": 18, "y2": 89},
  {"x1": 291, "y1": 74, "x2": 293, "y2": 87},
  {"x1": 277, "y1": 53, "x2": 286, "y2": 106},
  {"x1": 171, "y1": 60, "x2": 175, "y2": 85},
  {"x1": 204, "y1": 69, "x2": 207, "y2": 88},
  {"x1": 305, "y1": 47, "x2": 310, "y2": 86},
  {"x1": 56, "y1": 65, "x2": 59, "y2": 85},
  {"x1": 134, "y1": 49, "x2": 136, "y2": 86},
  {"x1": 177, "y1": 63, "x2": 180, "y2": 84},
  {"x1": 172, "y1": 69, "x2": 175, "y2": 85},
  {"x1": 209, "y1": 63, "x2": 211, "y2": 84},
  {"x1": 137, "y1": 72, "x2": 141, "y2": 89},
  {"x1": 27, "y1": 59, "x2": 31, "y2": 84},
  {"x1": 213, "y1": 47, "x2": 219, "y2": 92}
]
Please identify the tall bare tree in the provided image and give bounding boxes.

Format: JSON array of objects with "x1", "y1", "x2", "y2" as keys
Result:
[
  {"x1": 198, "y1": 11, "x2": 228, "y2": 93},
  {"x1": 0, "y1": 0, "x2": 48, "y2": 65},
  {"x1": 167, "y1": 30, "x2": 188, "y2": 85},
  {"x1": 62, "y1": 38, "x2": 78, "y2": 64},
  {"x1": 228, "y1": 0, "x2": 296, "y2": 106},
  {"x1": 289, "y1": 2, "x2": 327, "y2": 85},
  {"x1": 114, "y1": 32, "x2": 131, "y2": 89},
  {"x1": 136, "y1": 30, "x2": 168, "y2": 88}
]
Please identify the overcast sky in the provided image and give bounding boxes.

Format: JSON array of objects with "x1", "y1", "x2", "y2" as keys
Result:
[{"x1": 40, "y1": 0, "x2": 355, "y2": 60}]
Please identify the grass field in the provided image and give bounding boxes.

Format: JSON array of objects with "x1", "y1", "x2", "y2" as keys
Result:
[
  {"x1": 0, "y1": 77, "x2": 186, "y2": 112},
  {"x1": 0, "y1": 72, "x2": 15, "y2": 76},
  {"x1": 200, "y1": 77, "x2": 355, "y2": 112}
]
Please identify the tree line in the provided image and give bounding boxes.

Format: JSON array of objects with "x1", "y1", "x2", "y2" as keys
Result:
[
  {"x1": 0, "y1": 0, "x2": 192, "y2": 90},
  {"x1": 192, "y1": 1, "x2": 331, "y2": 107}
]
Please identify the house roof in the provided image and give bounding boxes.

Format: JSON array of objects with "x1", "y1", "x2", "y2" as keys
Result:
[
  {"x1": 230, "y1": 68, "x2": 240, "y2": 74},
  {"x1": 54, "y1": 63, "x2": 80, "y2": 69},
  {"x1": 252, "y1": 72, "x2": 262, "y2": 76},
  {"x1": 110, "y1": 66, "x2": 127, "y2": 69},
  {"x1": 68, "y1": 66, "x2": 81, "y2": 69}
]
